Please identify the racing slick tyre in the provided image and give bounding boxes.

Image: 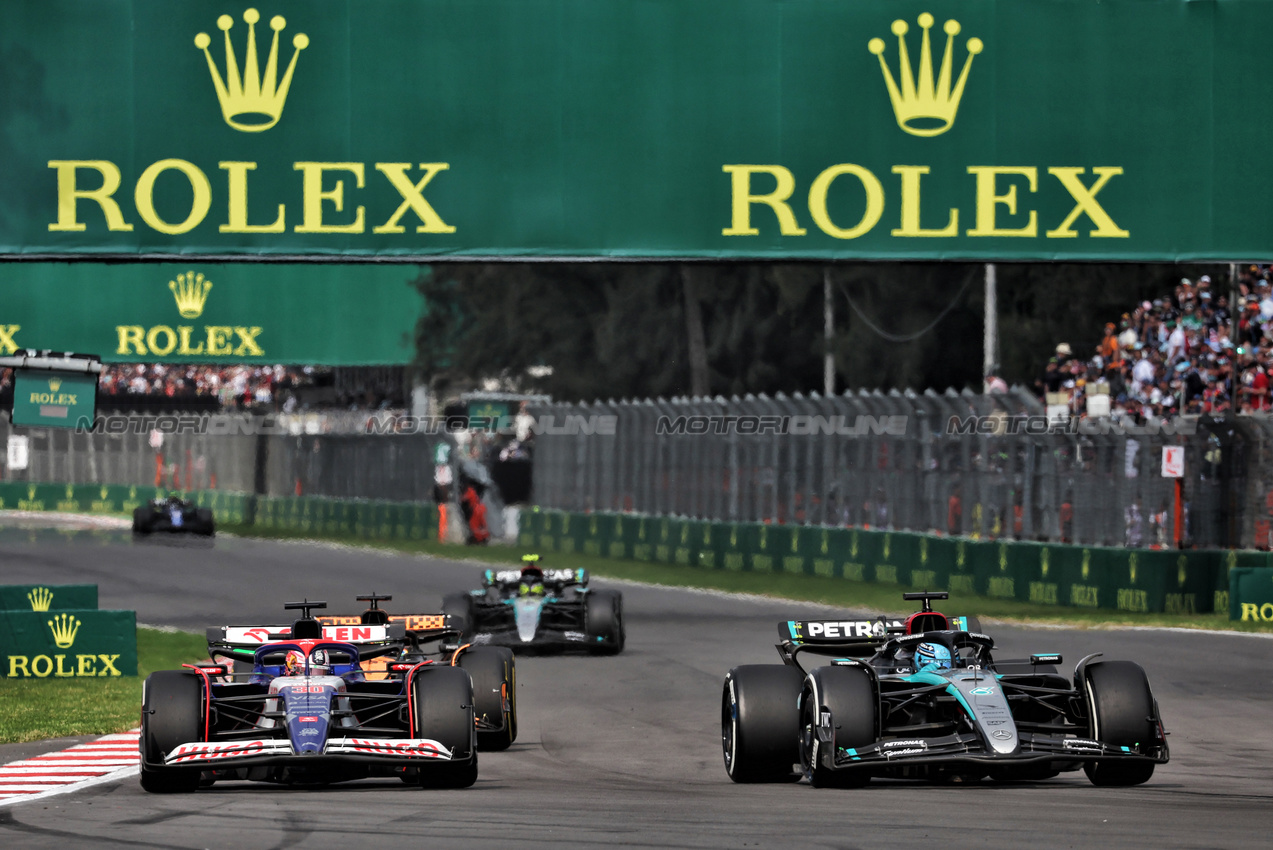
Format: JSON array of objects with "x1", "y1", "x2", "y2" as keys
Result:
[
  {"x1": 722, "y1": 665, "x2": 803, "y2": 783},
  {"x1": 139, "y1": 670, "x2": 203, "y2": 793},
  {"x1": 800, "y1": 666, "x2": 876, "y2": 788},
  {"x1": 411, "y1": 666, "x2": 478, "y2": 789},
  {"x1": 1082, "y1": 660, "x2": 1158, "y2": 787},
  {"x1": 585, "y1": 589, "x2": 624, "y2": 654},
  {"x1": 441, "y1": 592, "x2": 475, "y2": 639},
  {"x1": 132, "y1": 507, "x2": 152, "y2": 535},
  {"x1": 194, "y1": 508, "x2": 215, "y2": 537},
  {"x1": 458, "y1": 646, "x2": 517, "y2": 751}
]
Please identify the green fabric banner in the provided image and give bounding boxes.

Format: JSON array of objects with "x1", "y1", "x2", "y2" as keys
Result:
[
  {"x1": 0, "y1": 584, "x2": 98, "y2": 612},
  {"x1": 0, "y1": 263, "x2": 422, "y2": 364},
  {"x1": 1, "y1": 0, "x2": 1271, "y2": 261},
  {"x1": 1, "y1": 610, "x2": 138, "y2": 678}
]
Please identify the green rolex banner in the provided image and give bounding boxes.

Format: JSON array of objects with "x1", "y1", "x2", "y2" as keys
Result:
[
  {"x1": 1, "y1": 610, "x2": 138, "y2": 678},
  {"x1": 0, "y1": 263, "x2": 422, "y2": 365},
  {"x1": 0, "y1": 584, "x2": 99, "y2": 612},
  {"x1": 1, "y1": 0, "x2": 1272, "y2": 261}
]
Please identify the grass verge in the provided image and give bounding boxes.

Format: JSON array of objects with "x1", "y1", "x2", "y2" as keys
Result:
[
  {"x1": 0, "y1": 628, "x2": 208, "y2": 745},
  {"x1": 220, "y1": 523, "x2": 1273, "y2": 635}
]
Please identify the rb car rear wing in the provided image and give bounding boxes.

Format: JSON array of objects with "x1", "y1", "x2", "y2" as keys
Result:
[{"x1": 206, "y1": 622, "x2": 407, "y2": 664}]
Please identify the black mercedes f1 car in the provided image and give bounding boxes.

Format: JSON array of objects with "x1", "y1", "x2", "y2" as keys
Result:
[
  {"x1": 442, "y1": 556, "x2": 624, "y2": 654},
  {"x1": 722, "y1": 592, "x2": 1168, "y2": 787}
]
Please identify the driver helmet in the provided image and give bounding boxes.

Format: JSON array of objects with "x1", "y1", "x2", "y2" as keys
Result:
[
  {"x1": 914, "y1": 641, "x2": 953, "y2": 671},
  {"x1": 284, "y1": 650, "x2": 306, "y2": 676},
  {"x1": 309, "y1": 648, "x2": 332, "y2": 677},
  {"x1": 520, "y1": 553, "x2": 545, "y2": 590}
]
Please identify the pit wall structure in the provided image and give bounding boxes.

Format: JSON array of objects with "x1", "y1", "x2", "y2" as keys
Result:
[{"x1": 2, "y1": 480, "x2": 1267, "y2": 618}]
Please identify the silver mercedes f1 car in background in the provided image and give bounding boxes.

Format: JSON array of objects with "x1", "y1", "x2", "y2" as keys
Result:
[{"x1": 442, "y1": 555, "x2": 624, "y2": 654}]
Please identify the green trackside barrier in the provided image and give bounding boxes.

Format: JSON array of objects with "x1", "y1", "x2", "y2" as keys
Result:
[
  {"x1": 721, "y1": 522, "x2": 755, "y2": 572},
  {"x1": 0, "y1": 584, "x2": 98, "y2": 612},
  {"x1": 877, "y1": 531, "x2": 918, "y2": 587},
  {"x1": 782, "y1": 525, "x2": 815, "y2": 577},
  {"x1": 1, "y1": 609, "x2": 138, "y2": 678},
  {"x1": 557, "y1": 511, "x2": 580, "y2": 555},
  {"x1": 841, "y1": 527, "x2": 873, "y2": 583},
  {"x1": 377, "y1": 501, "x2": 398, "y2": 539},
  {"x1": 1229, "y1": 567, "x2": 1273, "y2": 622},
  {"x1": 517, "y1": 508, "x2": 539, "y2": 548},
  {"x1": 750, "y1": 522, "x2": 778, "y2": 574},
  {"x1": 630, "y1": 514, "x2": 658, "y2": 563},
  {"x1": 651, "y1": 516, "x2": 671, "y2": 563},
  {"x1": 696, "y1": 520, "x2": 727, "y2": 569},
  {"x1": 674, "y1": 519, "x2": 705, "y2": 567},
  {"x1": 923, "y1": 535, "x2": 961, "y2": 592},
  {"x1": 534, "y1": 509, "x2": 560, "y2": 552},
  {"x1": 909, "y1": 533, "x2": 947, "y2": 591},
  {"x1": 581, "y1": 513, "x2": 609, "y2": 558}
]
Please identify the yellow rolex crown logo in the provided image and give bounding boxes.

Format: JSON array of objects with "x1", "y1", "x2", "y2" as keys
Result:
[
  {"x1": 28, "y1": 587, "x2": 54, "y2": 612},
  {"x1": 48, "y1": 377, "x2": 62, "y2": 392},
  {"x1": 48, "y1": 613, "x2": 81, "y2": 649},
  {"x1": 168, "y1": 271, "x2": 213, "y2": 319},
  {"x1": 868, "y1": 13, "x2": 983, "y2": 138},
  {"x1": 195, "y1": 8, "x2": 308, "y2": 133}
]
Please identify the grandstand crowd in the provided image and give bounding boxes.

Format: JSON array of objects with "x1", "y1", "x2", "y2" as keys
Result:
[
  {"x1": 94, "y1": 364, "x2": 312, "y2": 410},
  {"x1": 1037, "y1": 265, "x2": 1273, "y2": 419}
]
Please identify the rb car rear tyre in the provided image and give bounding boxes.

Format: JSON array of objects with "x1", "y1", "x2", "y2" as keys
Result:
[
  {"x1": 801, "y1": 666, "x2": 876, "y2": 788},
  {"x1": 139, "y1": 670, "x2": 203, "y2": 793},
  {"x1": 586, "y1": 589, "x2": 625, "y2": 654},
  {"x1": 411, "y1": 666, "x2": 478, "y2": 789},
  {"x1": 458, "y1": 646, "x2": 517, "y2": 750},
  {"x1": 1083, "y1": 660, "x2": 1158, "y2": 786},
  {"x1": 722, "y1": 665, "x2": 803, "y2": 783}
]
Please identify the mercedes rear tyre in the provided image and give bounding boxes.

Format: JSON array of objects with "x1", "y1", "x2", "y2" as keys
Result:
[
  {"x1": 139, "y1": 671, "x2": 202, "y2": 793},
  {"x1": 132, "y1": 507, "x2": 152, "y2": 535},
  {"x1": 441, "y1": 592, "x2": 475, "y2": 639},
  {"x1": 801, "y1": 666, "x2": 875, "y2": 788},
  {"x1": 195, "y1": 508, "x2": 215, "y2": 536},
  {"x1": 411, "y1": 666, "x2": 478, "y2": 789},
  {"x1": 458, "y1": 646, "x2": 517, "y2": 750},
  {"x1": 722, "y1": 665, "x2": 803, "y2": 783},
  {"x1": 586, "y1": 589, "x2": 624, "y2": 654},
  {"x1": 1083, "y1": 660, "x2": 1158, "y2": 786}
]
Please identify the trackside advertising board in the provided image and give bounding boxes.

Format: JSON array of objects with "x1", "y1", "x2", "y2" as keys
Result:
[
  {"x1": 0, "y1": 584, "x2": 99, "y2": 613},
  {"x1": 1, "y1": 0, "x2": 1272, "y2": 261},
  {"x1": 0, "y1": 263, "x2": 423, "y2": 365},
  {"x1": 0, "y1": 610, "x2": 138, "y2": 678}
]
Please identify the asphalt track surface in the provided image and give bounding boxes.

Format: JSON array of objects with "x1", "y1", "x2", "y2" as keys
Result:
[{"x1": 0, "y1": 519, "x2": 1270, "y2": 849}]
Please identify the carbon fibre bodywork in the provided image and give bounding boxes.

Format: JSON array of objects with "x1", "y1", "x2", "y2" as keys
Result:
[{"x1": 723, "y1": 593, "x2": 1168, "y2": 785}]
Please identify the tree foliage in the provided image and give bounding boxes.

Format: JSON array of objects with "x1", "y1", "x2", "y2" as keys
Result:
[{"x1": 413, "y1": 262, "x2": 1230, "y2": 401}]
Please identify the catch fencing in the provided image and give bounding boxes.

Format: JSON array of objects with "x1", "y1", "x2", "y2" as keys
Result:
[
  {"x1": 0, "y1": 412, "x2": 445, "y2": 504},
  {"x1": 6, "y1": 391, "x2": 1273, "y2": 551},
  {"x1": 529, "y1": 389, "x2": 1273, "y2": 550}
]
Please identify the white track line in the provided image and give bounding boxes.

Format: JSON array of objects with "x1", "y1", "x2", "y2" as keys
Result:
[{"x1": 0, "y1": 731, "x2": 139, "y2": 807}]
